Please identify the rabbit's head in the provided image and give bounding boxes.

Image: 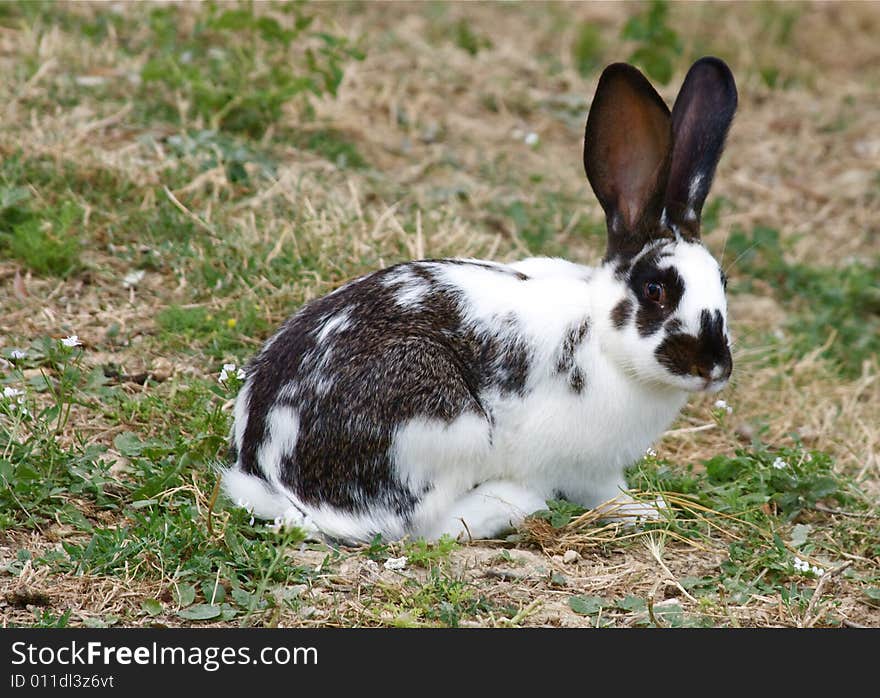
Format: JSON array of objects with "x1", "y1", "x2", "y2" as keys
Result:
[{"x1": 584, "y1": 57, "x2": 737, "y2": 392}]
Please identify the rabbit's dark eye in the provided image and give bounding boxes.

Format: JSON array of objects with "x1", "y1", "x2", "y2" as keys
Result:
[{"x1": 644, "y1": 281, "x2": 666, "y2": 305}]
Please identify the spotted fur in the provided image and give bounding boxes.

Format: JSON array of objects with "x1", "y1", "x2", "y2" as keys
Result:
[{"x1": 222, "y1": 57, "x2": 738, "y2": 542}]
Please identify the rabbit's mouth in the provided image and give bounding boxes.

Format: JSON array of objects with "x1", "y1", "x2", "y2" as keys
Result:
[
  {"x1": 690, "y1": 361, "x2": 732, "y2": 393},
  {"x1": 663, "y1": 362, "x2": 731, "y2": 394},
  {"x1": 699, "y1": 357, "x2": 733, "y2": 392},
  {"x1": 700, "y1": 375, "x2": 730, "y2": 394}
]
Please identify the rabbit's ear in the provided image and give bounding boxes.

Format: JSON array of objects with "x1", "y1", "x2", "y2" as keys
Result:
[
  {"x1": 663, "y1": 57, "x2": 737, "y2": 239},
  {"x1": 583, "y1": 63, "x2": 671, "y2": 259}
]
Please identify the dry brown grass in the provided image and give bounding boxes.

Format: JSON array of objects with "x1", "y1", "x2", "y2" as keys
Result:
[{"x1": 0, "y1": 1, "x2": 878, "y2": 628}]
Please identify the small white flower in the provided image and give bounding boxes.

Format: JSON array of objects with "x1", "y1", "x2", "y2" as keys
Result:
[
  {"x1": 524, "y1": 131, "x2": 539, "y2": 146},
  {"x1": 714, "y1": 399, "x2": 733, "y2": 414},
  {"x1": 61, "y1": 335, "x2": 81, "y2": 348},
  {"x1": 2, "y1": 387, "x2": 24, "y2": 399},
  {"x1": 384, "y1": 556, "x2": 408, "y2": 571},
  {"x1": 9, "y1": 350, "x2": 27, "y2": 360},
  {"x1": 794, "y1": 556, "x2": 825, "y2": 576},
  {"x1": 772, "y1": 457, "x2": 788, "y2": 470},
  {"x1": 645, "y1": 447, "x2": 657, "y2": 458},
  {"x1": 219, "y1": 363, "x2": 245, "y2": 383},
  {"x1": 122, "y1": 269, "x2": 146, "y2": 288}
]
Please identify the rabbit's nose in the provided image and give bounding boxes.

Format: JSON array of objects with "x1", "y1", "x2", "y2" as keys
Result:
[
  {"x1": 690, "y1": 364, "x2": 712, "y2": 380},
  {"x1": 691, "y1": 352, "x2": 732, "y2": 380}
]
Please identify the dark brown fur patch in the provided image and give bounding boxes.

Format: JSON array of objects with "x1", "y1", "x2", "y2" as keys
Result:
[
  {"x1": 628, "y1": 252, "x2": 684, "y2": 337},
  {"x1": 568, "y1": 367, "x2": 585, "y2": 394},
  {"x1": 664, "y1": 318, "x2": 683, "y2": 334},
  {"x1": 278, "y1": 336, "x2": 481, "y2": 516},
  {"x1": 235, "y1": 260, "x2": 533, "y2": 518},
  {"x1": 655, "y1": 309, "x2": 731, "y2": 380},
  {"x1": 611, "y1": 298, "x2": 633, "y2": 329},
  {"x1": 555, "y1": 318, "x2": 590, "y2": 394},
  {"x1": 556, "y1": 318, "x2": 590, "y2": 373}
]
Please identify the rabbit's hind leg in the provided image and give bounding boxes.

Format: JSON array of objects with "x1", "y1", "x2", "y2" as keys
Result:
[{"x1": 417, "y1": 481, "x2": 547, "y2": 541}]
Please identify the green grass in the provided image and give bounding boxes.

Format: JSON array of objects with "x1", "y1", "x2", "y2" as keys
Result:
[
  {"x1": 451, "y1": 18, "x2": 492, "y2": 57},
  {"x1": 568, "y1": 593, "x2": 710, "y2": 628},
  {"x1": 60, "y1": 506, "x2": 311, "y2": 622},
  {"x1": 631, "y1": 444, "x2": 856, "y2": 523},
  {"x1": 528, "y1": 444, "x2": 876, "y2": 627},
  {"x1": 726, "y1": 226, "x2": 880, "y2": 377},
  {"x1": 161, "y1": 129, "x2": 279, "y2": 185},
  {"x1": 374, "y1": 566, "x2": 509, "y2": 628},
  {"x1": 0, "y1": 0, "x2": 877, "y2": 628},
  {"x1": 287, "y1": 127, "x2": 369, "y2": 170},
  {"x1": 138, "y1": 2, "x2": 364, "y2": 137},
  {"x1": 155, "y1": 303, "x2": 269, "y2": 359},
  {"x1": 621, "y1": 0, "x2": 683, "y2": 85},
  {"x1": 571, "y1": 21, "x2": 604, "y2": 78},
  {"x1": 1, "y1": 338, "x2": 315, "y2": 624},
  {"x1": 0, "y1": 342, "x2": 119, "y2": 530},
  {"x1": 535, "y1": 436, "x2": 873, "y2": 621},
  {"x1": 0, "y1": 186, "x2": 82, "y2": 277},
  {"x1": 401, "y1": 535, "x2": 459, "y2": 568}
]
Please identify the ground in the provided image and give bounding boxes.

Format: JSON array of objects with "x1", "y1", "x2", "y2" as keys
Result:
[{"x1": 0, "y1": 1, "x2": 878, "y2": 628}]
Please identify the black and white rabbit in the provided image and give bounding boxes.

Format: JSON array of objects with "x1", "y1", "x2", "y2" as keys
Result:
[{"x1": 222, "y1": 57, "x2": 738, "y2": 543}]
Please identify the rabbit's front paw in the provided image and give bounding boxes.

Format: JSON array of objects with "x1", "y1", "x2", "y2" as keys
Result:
[{"x1": 595, "y1": 494, "x2": 666, "y2": 526}]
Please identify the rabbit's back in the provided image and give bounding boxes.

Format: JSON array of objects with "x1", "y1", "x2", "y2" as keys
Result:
[{"x1": 226, "y1": 259, "x2": 555, "y2": 537}]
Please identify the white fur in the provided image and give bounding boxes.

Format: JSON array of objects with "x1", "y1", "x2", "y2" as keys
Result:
[
  {"x1": 419, "y1": 481, "x2": 548, "y2": 540},
  {"x1": 221, "y1": 468, "x2": 288, "y2": 520},
  {"x1": 688, "y1": 173, "x2": 704, "y2": 209},
  {"x1": 508, "y1": 256, "x2": 593, "y2": 281},
  {"x1": 219, "y1": 469, "x2": 319, "y2": 538},
  {"x1": 231, "y1": 382, "x2": 250, "y2": 457},
  {"x1": 300, "y1": 502, "x2": 407, "y2": 542},
  {"x1": 382, "y1": 266, "x2": 432, "y2": 308},
  {"x1": 258, "y1": 404, "x2": 300, "y2": 486},
  {"x1": 665, "y1": 242, "x2": 727, "y2": 336},
  {"x1": 221, "y1": 467, "x2": 402, "y2": 541},
  {"x1": 316, "y1": 309, "x2": 352, "y2": 342},
  {"x1": 389, "y1": 351, "x2": 686, "y2": 541},
  {"x1": 393, "y1": 281, "x2": 430, "y2": 308}
]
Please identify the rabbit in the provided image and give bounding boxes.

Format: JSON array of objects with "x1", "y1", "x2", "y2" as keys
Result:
[{"x1": 221, "y1": 56, "x2": 738, "y2": 544}]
